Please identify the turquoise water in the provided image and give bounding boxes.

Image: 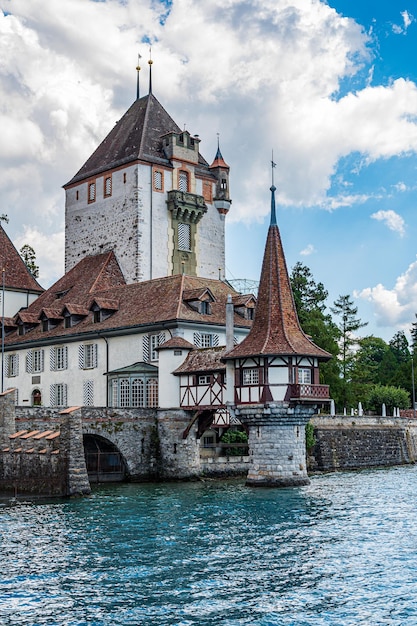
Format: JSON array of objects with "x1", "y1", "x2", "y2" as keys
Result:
[{"x1": 1, "y1": 467, "x2": 417, "y2": 625}]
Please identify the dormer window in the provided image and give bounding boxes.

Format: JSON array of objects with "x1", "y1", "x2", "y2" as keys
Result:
[
  {"x1": 62, "y1": 304, "x2": 88, "y2": 328},
  {"x1": 201, "y1": 301, "x2": 211, "y2": 315},
  {"x1": 90, "y1": 298, "x2": 119, "y2": 324},
  {"x1": 178, "y1": 133, "x2": 184, "y2": 144}
]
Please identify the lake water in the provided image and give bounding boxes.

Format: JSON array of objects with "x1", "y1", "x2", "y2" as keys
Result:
[{"x1": 1, "y1": 466, "x2": 417, "y2": 626}]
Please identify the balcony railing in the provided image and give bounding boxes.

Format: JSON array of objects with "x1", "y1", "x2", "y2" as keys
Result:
[{"x1": 289, "y1": 383, "x2": 330, "y2": 400}]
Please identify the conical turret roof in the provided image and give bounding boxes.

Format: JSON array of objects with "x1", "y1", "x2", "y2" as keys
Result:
[{"x1": 225, "y1": 186, "x2": 331, "y2": 361}]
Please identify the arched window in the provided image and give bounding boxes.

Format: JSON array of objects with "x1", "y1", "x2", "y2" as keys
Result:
[
  {"x1": 120, "y1": 379, "x2": 130, "y2": 407},
  {"x1": 131, "y1": 378, "x2": 144, "y2": 407},
  {"x1": 147, "y1": 379, "x2": 159, "y2": 408},
  {"x1": 32, "y1": 389, "x2": 41, "y2": 406}
]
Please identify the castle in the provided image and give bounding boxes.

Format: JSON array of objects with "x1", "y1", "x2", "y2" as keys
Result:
[{"x1": 1, "y1": 77, "x2": 331, "y2": 493}]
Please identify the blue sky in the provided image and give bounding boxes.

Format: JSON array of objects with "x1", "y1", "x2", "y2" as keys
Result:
[{"x1": 1, "y1": 0, "x2": 417, "y2": 342}]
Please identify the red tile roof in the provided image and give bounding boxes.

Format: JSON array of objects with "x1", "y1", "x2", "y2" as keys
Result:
[
  {"x1": 0, "y1": 225, "x2": 44, "y2": 293},
  {"x1": 4, "y1": 255, "x2": 253, "y2": 346},
  {"x1": 157, "y1": 336, "x2": 195, "y2": 351},
  {"x1": 65, "y1": 93, "x2": 212, "y2": 186},
  {"x1": 174, "y1": 346, "x2": 227, "y2": 374},
  {"x1": 225, "y1": 188, "x2": 331, "y2": 361}
]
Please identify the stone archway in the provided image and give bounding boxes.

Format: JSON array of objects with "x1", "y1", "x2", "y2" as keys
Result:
[{"x1": 83, "y1": 434, "x2": 128, "y2": 483}]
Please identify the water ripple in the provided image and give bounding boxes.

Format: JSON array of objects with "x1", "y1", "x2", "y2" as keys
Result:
[{"x1": 1, "y1": 467, "x2": 417, "y2": 624}]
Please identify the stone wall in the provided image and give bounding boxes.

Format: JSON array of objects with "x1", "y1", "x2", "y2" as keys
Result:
[{"x1": 309, "y1": 415, "x2": 417, "y2": 472}]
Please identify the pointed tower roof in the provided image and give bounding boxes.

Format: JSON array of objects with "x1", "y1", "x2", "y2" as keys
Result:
[
  {"x1": 0, "y1": 225, "x2": 44, "y2": 293},
  {"x1": 65, "y1": 93, "x2": 184, "y2": 186},
  {"x1": 224, "y1": 186, "x2": 331, "y2": 361},
  {"x1": 209, "y1": 143, "x2": 229, "y2": 170}
]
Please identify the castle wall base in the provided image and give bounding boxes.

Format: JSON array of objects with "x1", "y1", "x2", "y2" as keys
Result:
[{"x1": 235, "y1": 404, "x2": 317, "y2": 488}]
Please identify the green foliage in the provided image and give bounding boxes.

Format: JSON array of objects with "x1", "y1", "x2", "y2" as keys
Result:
[
  {"x1": 305, "y1": 422, "x2": 316, "y2": 451},
  {"x1": 19, "y1": 244, "x2": 39, "y2": 278},
  {"x1": 365, "y1": 384, "x2": 410, "y2": 414},
  {"x1": 290, "y1": 263, "x2": 342, "y2": 403},
  {"x1": 0, "y1": 213, "x2": 9, "y2": 224},
  {"x1": 220, "y1": 429, "x2": 248, "y2": 456}
]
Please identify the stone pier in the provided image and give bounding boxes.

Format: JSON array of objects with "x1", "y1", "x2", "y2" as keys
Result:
[{"x1": 236, "y1": 404, "x2": 317, "y2": 487}]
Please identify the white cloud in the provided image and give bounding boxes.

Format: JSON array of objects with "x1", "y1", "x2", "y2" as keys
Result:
[
  {"x1": 358, "y1": 257, "x2": 417, "y2": 329},
  {"x1": 392, "y1": 10, "x2": 415, "y2": 34},
  {"x1": 371, "y1": 210, "x2": 406, "y2": 237},
  {"x1": 300, "y1": 244, "x2": 315, "y2": 256},
  {"x1": 13, "y1": 227, "x2": 64, "y2": 287}
]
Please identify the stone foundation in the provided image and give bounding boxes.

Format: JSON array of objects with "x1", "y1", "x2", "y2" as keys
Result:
[{"x1": 235, "y1": 403, "x2": 317, "y2": 487}]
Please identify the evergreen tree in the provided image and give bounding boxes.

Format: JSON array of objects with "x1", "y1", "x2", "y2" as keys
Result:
[
  {"x1": 0, "y1": 213, "x2": 9, "y2": 224},
  {"x1": 290, "y1": 263, "x2": 342, "y2": 405},
  {"x1": 330, "y1": 294, "x2": 367, "y2": 408},
  {"x1": 19, "y1": 244, "x2": 39, "y2": 279}
]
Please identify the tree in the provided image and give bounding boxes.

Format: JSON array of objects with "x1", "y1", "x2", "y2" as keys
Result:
[
  {"x1": 290, "y1": 263, "x2": 342, "y2": 404},
  {"x1": 19, "y1": 244, "x2": 39, "y2": 279},
  {"x1": 365, "y1": 384, "x2": 410, "y2": 415},
  {"x1": 0, "y1": 213, "x2": 9, "y2": 224},
  {"x1": 331, "y1": 294, "x2": 368, "y2": 408}
]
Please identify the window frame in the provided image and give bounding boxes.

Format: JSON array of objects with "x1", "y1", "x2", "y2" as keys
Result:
[
  {"x1": 104, "y1": 175, "x2": 112, "y2": 198},
  {"x1": 88, "y1": 181, "x2": 96, "y2": 203},
  {"x1": 242, "y1": 368, "x2": 259, "y2": 386}
]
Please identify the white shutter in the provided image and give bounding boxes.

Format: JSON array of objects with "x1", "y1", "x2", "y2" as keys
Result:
[
  {"x1": 143, "y1": 335, "x2": 150, "y2": 362},
  {"x1": 50, "y1": 384, "x2": 56, "y2": 407},
  {"x1": 93, "y1": 343, "x2": 98, "y2": 368},
  {"x1": 4, "y1": 356, "x2": 9, "y2": 378},
  {"x1": 63, "y1": 383, "x2": 68, "y2": 407},
  {"x1": 63, "y1": 346, "x2": 68, "y2": 370},
  {"x1": 14, "y1": 355, "x2": 19, "y2": 376},
  {"x1": 40, "y1": 350, "x2": 44, "y2": 372},
  {"x1": 26, "y1": 351, "x2": 33, "y2": 373},
  {"x1": 193, "y1": 332, "x2": 201, "y2": 348},
  {"x1": 50, "y1": 347, "x2": 56, "y2": 371},
  {"x1": 78, "y1": 344, "x2": 85, "y2": 369},
  {"x1": 83, "y1": 380, "x2": 94, "y2": 406},
  {"x1": 158, "y1": 331, "x2": 166, "y2": 345},
  {"x1": 212, "y1": 334, "x2": 219, "y2": 347}
]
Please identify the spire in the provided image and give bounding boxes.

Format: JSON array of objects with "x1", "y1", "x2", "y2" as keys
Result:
[
  {"x1": 148, "y1": 47, "x2": 153, "y2": 94},
  {"x1": 136, "y1": 53, "x2": 142, "y2": 100},
  {"x1": 224, "y1": 181, "x2": 331, "y2": 361},
  {"x1": 270, "y1": 152, "x2": 277, "y2": 226},
  {"x1": 210, "y1": 134, "x2": 229, "y2": 169}
]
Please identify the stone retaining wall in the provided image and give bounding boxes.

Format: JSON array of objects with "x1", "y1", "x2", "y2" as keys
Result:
[{"x1": 309, "y1": 415, "x2": 417, "y2": 472}]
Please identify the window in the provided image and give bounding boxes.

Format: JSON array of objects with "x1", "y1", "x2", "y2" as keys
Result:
[
  {"x1": 150, "y1": 335, "x2": 160, "y2": 361},
  {"x1": 201, "y1": 333, "x2": 214, "y2": 348},
  {"x1": 50, "y1": 383, "x2": 67, "y2": 407},
  {"x1": 146, "y1": 379, "x2": 158, "y2": 408},
  {"x1": 178, "y1": 170, "x2": 189, "y2": 192},
  {"x1": 76, "y1": 190, "x2": 79, "y2": 201},
  {"x1": 198, "y1": 375, "x2": 211, "y2": 385},
  {"x1": 51, "y1": 346, "x2": 68, "y2": 371},
  {"x1": 104, "y1": 176, "x2": 112, "y2": 197},
  {"x1": 242, "y1": 368, "x2": 259, "y2": 385},
  {"x1": 6, "y1": 354, "x2": 19, "y2": 377},
  {"x1": 120, "y1": 379, "x2": 130, "y2": 407},
  {"x1": 203, "y1": 436, "x2": 215, "y2": 448},
  {"x1": 26, "y1": 349, "x2": 44, "y2": 374},
  {"x1": 200, "y1": 301, "x2": 211, "y2": 315},
  {"x1": 131, "y1": 378, "x2": 144, "y2": 407},
  {"x1": 178, "y1": 222, "x2": 191, "y2": 251},
  {"x1": 153, "y1": 170, "x2": 163, "y2": 191},
  {"x1": 298, "y1": 368, "x2": 312, "y2": 384},
  {"x1": 193, "y1": 332, "x2": 219, "y2": 348},
  {"x1": 88, "y1": 181, "x2": 96, "y2": 203},
  {"x1": 79, "y1": 344, "x2": 98, "y2": 369}
]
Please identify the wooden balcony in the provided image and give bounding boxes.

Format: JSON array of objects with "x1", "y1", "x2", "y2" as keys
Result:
[{"x1": 288, "y1": 383, "x2": 330, "y2": 402}]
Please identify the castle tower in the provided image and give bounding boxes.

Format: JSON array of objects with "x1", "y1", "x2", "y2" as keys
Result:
[
  {"x1": 64, "y1": 91, "x2": 231, "y2": 283},
  {"x1": 224, "y1": 182, "x2": 331, "y2": 487}
]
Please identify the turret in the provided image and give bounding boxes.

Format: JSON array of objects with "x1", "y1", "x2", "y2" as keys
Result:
[{"x1": 209, "y1": 143, "x2": 231, "y2": 216}]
